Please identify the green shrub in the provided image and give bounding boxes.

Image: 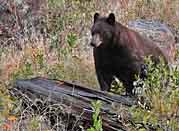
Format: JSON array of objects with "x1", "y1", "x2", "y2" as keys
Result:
[
  {"x1": 12, "y1": 62, "x2": 34, "y2": 80},
  {"x1": 130, "y1": 56, "x2": 179, "y2": 130},
  {"x1": 87, "y1": 100, "x2": 103, "y2": 131}
]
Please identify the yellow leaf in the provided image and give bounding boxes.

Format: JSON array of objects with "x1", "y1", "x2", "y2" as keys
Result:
[{"x1": 8, "y1": 116, "x2": 17, "y2": 121}]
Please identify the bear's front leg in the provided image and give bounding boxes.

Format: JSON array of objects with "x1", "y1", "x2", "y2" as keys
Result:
[{"x1": 96, "y1": 70, "x2": 114, "y2": 91}]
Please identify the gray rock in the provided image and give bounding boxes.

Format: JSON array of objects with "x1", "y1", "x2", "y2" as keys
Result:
[
  {"x1": 128, "y1": 19, "x2": 175, "y2": 48},
  {"x1": 128, "y1": 19, "x2": 176, "y2": 64}
]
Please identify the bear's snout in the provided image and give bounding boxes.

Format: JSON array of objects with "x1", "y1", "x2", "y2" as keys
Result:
[
  {"x1": 90, "y1": 42, "x2": 96, "y2": 47},
  {"x1": 90, "y1": 34, "x2": 102, "y2": 47}
]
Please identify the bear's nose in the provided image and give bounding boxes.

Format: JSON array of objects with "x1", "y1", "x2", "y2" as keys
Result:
[{"x1": 90, "y1": 42, "x2": 95, "y2": 47}]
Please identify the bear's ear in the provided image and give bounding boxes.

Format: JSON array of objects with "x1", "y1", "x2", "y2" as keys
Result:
[
  {"x1": 94, "y1": 13, "x2": 100, "y2": 23},
  {"x1": 107, "y1": 13, "x2": 115, "y2": 25}
]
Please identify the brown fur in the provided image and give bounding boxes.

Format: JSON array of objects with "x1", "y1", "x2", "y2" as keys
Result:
[{"x1": 91, "y1": 13, "x2": 175, "y2": 95}]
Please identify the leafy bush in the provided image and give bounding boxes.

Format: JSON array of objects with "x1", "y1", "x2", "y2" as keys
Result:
[
  {"x1": 130, "y1": 56, "x2": 179, "y2": 131},
  {"x1": 110, "y1": 56, "x2": 179, "y2": 130},
  {"x1": 87, "y1": 100, "x2": 103, "y2": 131}
]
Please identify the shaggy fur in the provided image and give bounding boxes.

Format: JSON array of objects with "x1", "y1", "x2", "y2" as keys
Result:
[{"x1": 91, "y1": 13, "x2": 174, "y2": 95}]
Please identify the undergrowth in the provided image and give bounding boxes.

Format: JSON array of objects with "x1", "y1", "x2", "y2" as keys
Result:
[
  {"x1": 129, "y1": 57, "x2": 179, "y2": 131},
  {"x1": 112, "y1": 56, "x2": 179, "y2": 130},
  {"x1": 87, "y1": 100, "x2": 103, "y2": 131}
]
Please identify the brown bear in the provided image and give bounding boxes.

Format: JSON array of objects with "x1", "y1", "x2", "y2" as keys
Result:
[{"x1": 90, "y1": 13, "x2": 175, "y2": 95}]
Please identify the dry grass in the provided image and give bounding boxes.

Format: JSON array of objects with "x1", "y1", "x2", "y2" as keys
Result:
[{"x1": 0, "y1": 37, "x2": 97, "y2": 86}]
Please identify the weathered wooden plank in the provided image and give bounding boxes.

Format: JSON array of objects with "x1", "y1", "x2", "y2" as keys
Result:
[{"x1": 11, "y1": 77, "x2": 136, "y2": 131}]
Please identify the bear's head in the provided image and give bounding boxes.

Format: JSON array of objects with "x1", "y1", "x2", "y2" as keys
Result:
[{"x1": 90, "y1": 13, "x2": 116, "y2": 48}]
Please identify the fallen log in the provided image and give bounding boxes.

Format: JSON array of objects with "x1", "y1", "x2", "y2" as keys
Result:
[{"x1": 11, "y1": 77, "x2": 136, "y2": 131}]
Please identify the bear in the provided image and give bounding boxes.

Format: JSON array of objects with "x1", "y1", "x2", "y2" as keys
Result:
[{"x1": 90, "y1": 13, "x2": 175, "y2": 95}]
